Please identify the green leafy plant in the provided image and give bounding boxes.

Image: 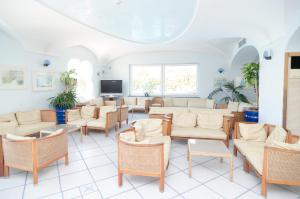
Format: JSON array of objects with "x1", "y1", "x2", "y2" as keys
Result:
[
  {"x1": 208, "y1": 81, "x2": 249, "y2": 103},
  {"x1": 48, "y1": 90, "x2": 77, "y2": 109},
  {"x1": 48, "y1": 69, "x2": 78, "y2": 110},
  {"x1": 60, "y1": 69, "x2": 77, "y2": 91},
  {"x1": 242, "y1": 62, "x2": 259, "y2": 105}
]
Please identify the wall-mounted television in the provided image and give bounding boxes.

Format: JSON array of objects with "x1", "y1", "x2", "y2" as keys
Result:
[
  {"x1": 291, "y1": 56, "x2": 300, "y2": 69},
  {"x1": 101, "y1": 80, "x2": 122, "y2": 94}
]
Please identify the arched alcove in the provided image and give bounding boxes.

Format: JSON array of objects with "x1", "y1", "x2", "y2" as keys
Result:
[{"x1": 229, "y1": 45, "x2": 259, "y2": 103}]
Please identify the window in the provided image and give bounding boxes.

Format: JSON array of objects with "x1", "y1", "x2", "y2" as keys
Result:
[
  {"x1": 130, "y1": 64, "x2": 198, "y2": 96},
  {"x1": 68, "y1": 58, "x2": 94, "y2": 102},
  {"x1": 164, "y1": 64, "x2": 197, "y2": 95},
  {"x1": 130, "y1": 65, "x2": 162, "y2": 96}
]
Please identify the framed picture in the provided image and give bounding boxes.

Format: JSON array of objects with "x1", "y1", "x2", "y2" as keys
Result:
[
  {"x1": 32, "y1": 71, "x2": 55, "y2": 91},
  {"x1": 0, "y1": 68, "x2": 27, "y2": 90}
]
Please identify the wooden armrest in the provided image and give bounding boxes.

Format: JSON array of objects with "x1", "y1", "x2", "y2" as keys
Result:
[
  {"x1": 162, "y1": 119, "x2": 172, "y2": 136},
  {"x1": 40, "y1": 110, "x2": 56, "y2": 122},
  {"x1": 223, "y1": 115, "x2": 233, "y2": 137}
]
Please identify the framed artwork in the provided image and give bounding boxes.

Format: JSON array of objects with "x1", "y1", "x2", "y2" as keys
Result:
[
  {"x1": 32, "y1": 71, "x2": 55, "y2": 91},
  {"x1": 0, "y1": 68, "x2": 27, "y2": 90}
]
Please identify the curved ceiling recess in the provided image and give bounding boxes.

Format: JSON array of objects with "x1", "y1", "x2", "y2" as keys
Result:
[{"x1": 37, "y1": 0, "x2": 198, "y2": 44}]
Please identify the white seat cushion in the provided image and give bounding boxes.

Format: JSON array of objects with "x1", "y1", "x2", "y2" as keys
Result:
[
  {"x1": 171, "y1": 126, "x2": 226, "y2": 140},
  {"x1": 15, "y1": 122, "x2": 56, "y2": 136},
  {"x1": 87, "y1": 118, "x2": 106, "y2": 128},
  {"x1": 234, "y1": 139, "x2": 265, "y2": 156},
  {"x1": 67, "y1": 119, "x2": 94, "y2": 128},
  {"x1": 246, "y1": 151, "x2": 263, "y2": 175},
  {"x1": 16, "y1": 110, "x2": 41, "y2": 125},
  {"x1": 197, "y1": 111, "x2": 224, "y2": 129}
]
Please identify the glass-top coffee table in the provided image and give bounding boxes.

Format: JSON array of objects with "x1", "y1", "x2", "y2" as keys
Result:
[
  {"x1": 28, "y1": 124, "x2": 79, "y2": 138},
  {"x1": 188, "y1": 139, "x2": 234, "y2": 181}
]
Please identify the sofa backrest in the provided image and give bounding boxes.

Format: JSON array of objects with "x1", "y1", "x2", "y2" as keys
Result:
[
  {"x1": 0, "y1": 113, "x2": 18, "y2": 127},
  {"x1": 136, "y1": 97, "x2": 147, "y2": 106},
  {"x1": 81, "y1": 106, "x2": 97, "y2": 119},
  {"x1": 89, "y1": 97, "x2": 104, "y2": 107},
  {"x1": 16, "y1": 110, "x2": 41, "y2": 125},
  {"x1": 123, "y1": 97, "x2": 137, "y2": 106},
  {"x1": 171, "y1": 98, "x2": 188, "y2": 107},
  {"x1": 187, "y1": 98, "x2": 215, "y2": 109}
]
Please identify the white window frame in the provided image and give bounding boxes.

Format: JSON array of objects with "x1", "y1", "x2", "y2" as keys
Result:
[{"x1": 129, "y1": 63, "x2": 199, "y2": 97}]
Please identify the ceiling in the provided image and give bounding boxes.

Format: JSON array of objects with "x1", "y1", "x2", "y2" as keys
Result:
[{"x1": 0, "y1": 0, "x2": 293, "y2": 62}]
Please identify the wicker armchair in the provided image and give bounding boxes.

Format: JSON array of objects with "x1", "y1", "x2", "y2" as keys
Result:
[
  {"x1": 150, "y1": 97, "x2": 164, "y2": 107},
  {"x1": 2, "y1": 130, "x2": 68, "y2": 184},
  {"x1": 233, "y1": 122, "x2": 300, "y2": 196},
  {"x1": 86, "y1": 106, "x2": 119, "y2": 137},
  {"x1": 117, "y1": 119, "x2": 171, "y2": 192},
  {"x1": 117, "y1": 106, "x2": 129, "y2": 128}
]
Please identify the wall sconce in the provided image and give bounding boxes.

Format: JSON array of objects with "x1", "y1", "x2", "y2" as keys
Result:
[
  {"x1": 43, "y1": 60, "x2": 51, "y2": 67},
  {"x1": 218, "y1": 68, "x2": 225, "y2": 74},
  {"x1": 263, "y1": 49, "x2": 272, "y2": 60}
]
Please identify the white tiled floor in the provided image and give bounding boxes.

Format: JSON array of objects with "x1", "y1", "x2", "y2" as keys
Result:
[{"x1": 0, "y1": 113, "x2": 300, "y2": 199}]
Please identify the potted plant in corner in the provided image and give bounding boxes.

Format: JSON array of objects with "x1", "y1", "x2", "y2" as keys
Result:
[
  {"x1": 48, "y1": 69, "x2": 77, "y2": 124},
  {"x1": 242, "y1": 62, "x2": 259, "y2": 122}
]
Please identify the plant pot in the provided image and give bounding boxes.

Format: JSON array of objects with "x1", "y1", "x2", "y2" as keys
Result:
[
  {"x1": 244, "y1": 110, "x2": 259, "y2": 123},
  {"x1": 56, "y1": 108, "x2": 66, "y2": 124}
]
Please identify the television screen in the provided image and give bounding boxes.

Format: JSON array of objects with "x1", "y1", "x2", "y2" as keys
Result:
[
  {"x1": 101, "y1": 80, "x2": 122, "y2": 93},
  {"x1": 291, "y1": 56, "x2": 300, "y2": 69}
]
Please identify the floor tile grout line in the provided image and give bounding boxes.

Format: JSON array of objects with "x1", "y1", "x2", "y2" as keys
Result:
[
  {"x1": 56, "y1": 159, "x2": 65, "y2": 199},
  {"x1": 70, "y1": 132, "x2": 105, "y2": 199},
  {"x1": 21, "y1": 170, "x2": 28, "y2": 199}
]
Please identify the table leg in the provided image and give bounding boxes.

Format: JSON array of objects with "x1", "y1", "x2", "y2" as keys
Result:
[{"x1": 230, "y1": 155, "x2": 234, "y2": 181}]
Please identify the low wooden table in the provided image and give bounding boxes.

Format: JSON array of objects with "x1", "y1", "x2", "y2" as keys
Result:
[{"x1": 188, "y1": 139, "x2": 234, "y2": 181}]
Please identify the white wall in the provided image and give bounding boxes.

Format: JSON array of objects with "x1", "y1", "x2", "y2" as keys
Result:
[
  {"x1": 107, "y1": 51, "x2": 229, "y2": 98},
  {"x1": 0, "y1": 31, "x2": 100, "y2": 114}
]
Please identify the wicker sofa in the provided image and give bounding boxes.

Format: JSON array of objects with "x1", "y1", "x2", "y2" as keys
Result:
[
  {"x1": 2, "y1": 129, "x2": 68, "y2": 184},
  {"x1": 122, "y1": 97, "x2": 151, "y2": 113},
  {"x1": 117, "y1": 118, "x2": 171, "y2": 192},
  {"x1": 164, "y1": 109, "x2": 233, "y2": 147},
  {"x1": 233, "y1": 122, "x2": 300, "y2": 196},
  {"x1": 0, "y1": 109, "x2": 56, "y2": 177},
  {"x1": 148, "y1": 98, "x2": 215, "y2": 118}
]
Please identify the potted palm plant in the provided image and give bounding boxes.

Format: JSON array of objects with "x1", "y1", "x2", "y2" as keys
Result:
[
  {"x1": 208, "y1": 81, "x2": 249, "y2": 103},
  {"x1": 241, "y1": 62, "x2": 259, "y2": 122},
  {"x1": 48, "y1": 69, "x2": 77, "y2": 124}
]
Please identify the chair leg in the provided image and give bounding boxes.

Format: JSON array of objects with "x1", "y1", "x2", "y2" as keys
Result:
[
  {"x1": 105, "y1": 129, "x2": 109, "y2": 137},
  {"x1": 33, "y1": 168, "x2": 38, "y2": 184},
  {"x1": 118, "y1": 171, "x2": 123, "y2": 186},
  {"x1": 3, "y1": 165, "x2": 9, "y2": 176},
  {"x1": 261, "y1": 177, "x2": 267, "y2": 196},
  {"x1": 243, "y1": 159, "x2": 250, "y2": 173},
  {"x1": 234, "y1": 146, "x2": 238, "y2": 156},
  {"x1": 65, "y1": 153, "x2": 69, "y2": 165},
  {"x1": 126, "y1": 119, "x2": 128, "y2": 124},
  {"x1": 159, "y1": 176, "x2": 164, "y2": 192},
  {"x1": 119, "y1": 121, "x2": 122, "y2": 128}
]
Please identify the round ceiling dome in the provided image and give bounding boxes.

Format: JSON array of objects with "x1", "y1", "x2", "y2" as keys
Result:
[{"x1": 38, "y1": 0, "x2": 198, "y2": 43}]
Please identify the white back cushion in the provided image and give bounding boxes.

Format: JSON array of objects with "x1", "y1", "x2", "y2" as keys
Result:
[
  {"x1": 239, "y1": 123, "x2": 266, "y2": 141},
  {"x1": 197, "y1": 111, "x2": 224, "y2": 129},
  {"x1": 100, "y1": 106, "x2": 116, "y2": 118},
  {"x1": 172, "y1": 98, "x2": 188, "y2": 107},
  {"x1": 16, "y1": 110, "x2": 41, "y2": 125},
  {"x1": 266, "y1": 126, "x2": 287, "y2": 145},
  {"x1": 68, "y1": 109, "x2": 81, "y2": 122},
  {"x1": 173, "y1": 112, "x2": 197, "y2": 127},
  {"x1": 81, "y1": 106, "x2": 96, "y2": 119}
]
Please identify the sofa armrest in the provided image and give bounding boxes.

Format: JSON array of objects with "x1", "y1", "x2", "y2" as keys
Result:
[
  {"x1": 263, "y1": 146, "x2": 300, "y2": 184},
  {"x1": 145, "y1": 100, "x2": 151, "y2": 113},
  {"x1": 223, "y1": 115, "x2": 234, "y2": 137},
  {"x1": 162, "y1": 119, "x2": 172, "y2": 136},
  {"x1": 41, "y1": 110, "x2": 56, "y2": 123},
  {"x1": 106, "y1": 111, "x2": 118, "y2": 129}
]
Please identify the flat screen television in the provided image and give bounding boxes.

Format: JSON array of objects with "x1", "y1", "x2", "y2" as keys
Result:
[
  {"x1": 101, "y1": 80, "x2": 122, "y2": 94},
  {"x1": 291, "y1": 56, "x2": 300, "y2": 69}
]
